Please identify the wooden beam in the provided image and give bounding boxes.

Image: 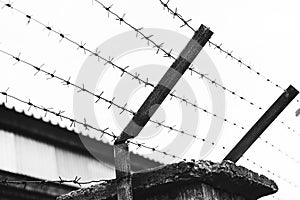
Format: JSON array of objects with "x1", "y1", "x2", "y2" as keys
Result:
[
  {"x1": 224, "y1": 85, "x2": 299, "y2": 163},
  {"x1": 115, "y1": 24, "x2": 213, "y2": 144},
  {"x1": 113, "y1": 24, "x2": 213, "y2": 200}
]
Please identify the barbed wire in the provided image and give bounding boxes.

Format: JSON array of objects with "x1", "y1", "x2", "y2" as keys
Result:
[
  {"x1": 158, "y1": 0, "x2": 300, "y2": 113},
  {"x1": 157, "y1": 0, "x2": 285, "y2": 92},
  {"x1": 155, "y1": 0, "x2": 300, "y2": 157},
  {"x1": 0, "y1": 89, "x2": 197, "y2": 162},
  {"x1": 0, "y1": 176, "x2": 108, "y2": 188},
  {"x1": 1, "y1": 0, "x2": 299, "y2": 167},
  {"x1": 156, "y1": 0, "x2": 300, "y2": 121},
  {"x1": 0, "y1": 94, "x2": 296, "y2": 194},
  {"x1": 0, "y1": 0, "x2": 297, "y2": 157},
  {"x1": 0, "y1": 0, "x2": 252, "y2": 134},
  {"x1": 92, "y1": 0, "x2": 300, "y2": 148},
  {"x1": 0, "y1": 1, "x2": 254, "y2": 134},
  {"x1": 92, "y1": 0, "x2": 264, "y2": 112},
  {"x1": 0, "y1": 2, "x2": 298, "y2": 199},
  {"x1": 89, "y1": 0, "x2": 300, "y2": 166},
  {"x1": 0, "y1": 0, "x2": 249, "y2": 132},
  {"x1": 1, "y1": 1, "x2": 299, "y2": 190},
  {"x1": 0, "y1": 49, "x2": 234, "y2": 153}
]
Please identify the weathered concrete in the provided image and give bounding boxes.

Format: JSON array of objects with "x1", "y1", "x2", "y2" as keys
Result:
[{"x1": 57, "y1": 160, "x2": 278, "y2": 200}]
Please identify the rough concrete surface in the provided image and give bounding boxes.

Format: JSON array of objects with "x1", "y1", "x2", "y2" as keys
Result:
[{"x1": 57, "y1": 160, "x2": 278, "y2": 200}]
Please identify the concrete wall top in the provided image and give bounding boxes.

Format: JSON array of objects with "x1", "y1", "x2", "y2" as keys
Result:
[{"x1": 57, "y1": 160, "x2": 278, "y2": 200}]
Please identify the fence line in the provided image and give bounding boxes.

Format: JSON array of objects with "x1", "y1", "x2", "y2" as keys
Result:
[
  {"x1": 0, "y1": 0, "x2": 297, "y2": 158},
  {"x1": 0, "y1": 1, "x2": 299, "y2": 197},
  {"x1": 89, "y1": 0, "x2": 300, "y2": 165},
  {"x1": 1, "y1": 0, "x2": 300, "y2": 168}
]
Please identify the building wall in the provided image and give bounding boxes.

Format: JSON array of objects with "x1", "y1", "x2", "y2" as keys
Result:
[{"x1": 0, "y1": 129, "x2": 115, "y2": 185}]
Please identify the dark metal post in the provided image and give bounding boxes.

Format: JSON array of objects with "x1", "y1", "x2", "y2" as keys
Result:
[
  {"x1": 113, "y1": 24, "x2": 213, "y2": 200},
  {"x1": 224, "y1": 85, "x2": 299, "y2": 163}
]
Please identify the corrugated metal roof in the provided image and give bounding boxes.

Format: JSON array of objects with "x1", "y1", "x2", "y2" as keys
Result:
[{"x1": 0, "y1": 103, "x2": 163, "y2": 171}]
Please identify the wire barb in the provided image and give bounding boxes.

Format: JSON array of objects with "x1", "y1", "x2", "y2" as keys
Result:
[{"x1": 116, "y1": 13, "x2": 126, "y2": 25}]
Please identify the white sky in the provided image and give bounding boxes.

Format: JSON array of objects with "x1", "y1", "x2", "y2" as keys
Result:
[{"x1": 0, "y1": 0, "x2": 299, "y2": 199}]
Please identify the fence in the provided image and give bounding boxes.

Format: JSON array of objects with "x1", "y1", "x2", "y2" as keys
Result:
[{"x1": 0, "y1": 0, "x2": 299, "y2": 199}]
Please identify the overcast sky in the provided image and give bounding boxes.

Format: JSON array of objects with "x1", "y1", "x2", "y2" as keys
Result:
[{"x1": 0, "y1": 0, "x2": 299, "y2": 199}]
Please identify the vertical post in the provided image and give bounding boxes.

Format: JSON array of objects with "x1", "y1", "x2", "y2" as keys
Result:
[
  {"x1": 224, "y1": 85, "x2": 299, "y2": 163},
  {"x1": 114, "y1": 143, "x2": 132, "y2": 200},
  {"x1": 114, "y1": 24, "x2": 213, "y2": 200}
]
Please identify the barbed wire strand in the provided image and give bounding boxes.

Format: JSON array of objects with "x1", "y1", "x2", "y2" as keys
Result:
[{"x1": 0, "y1": 177, "x2": 108, "y2": 188}]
